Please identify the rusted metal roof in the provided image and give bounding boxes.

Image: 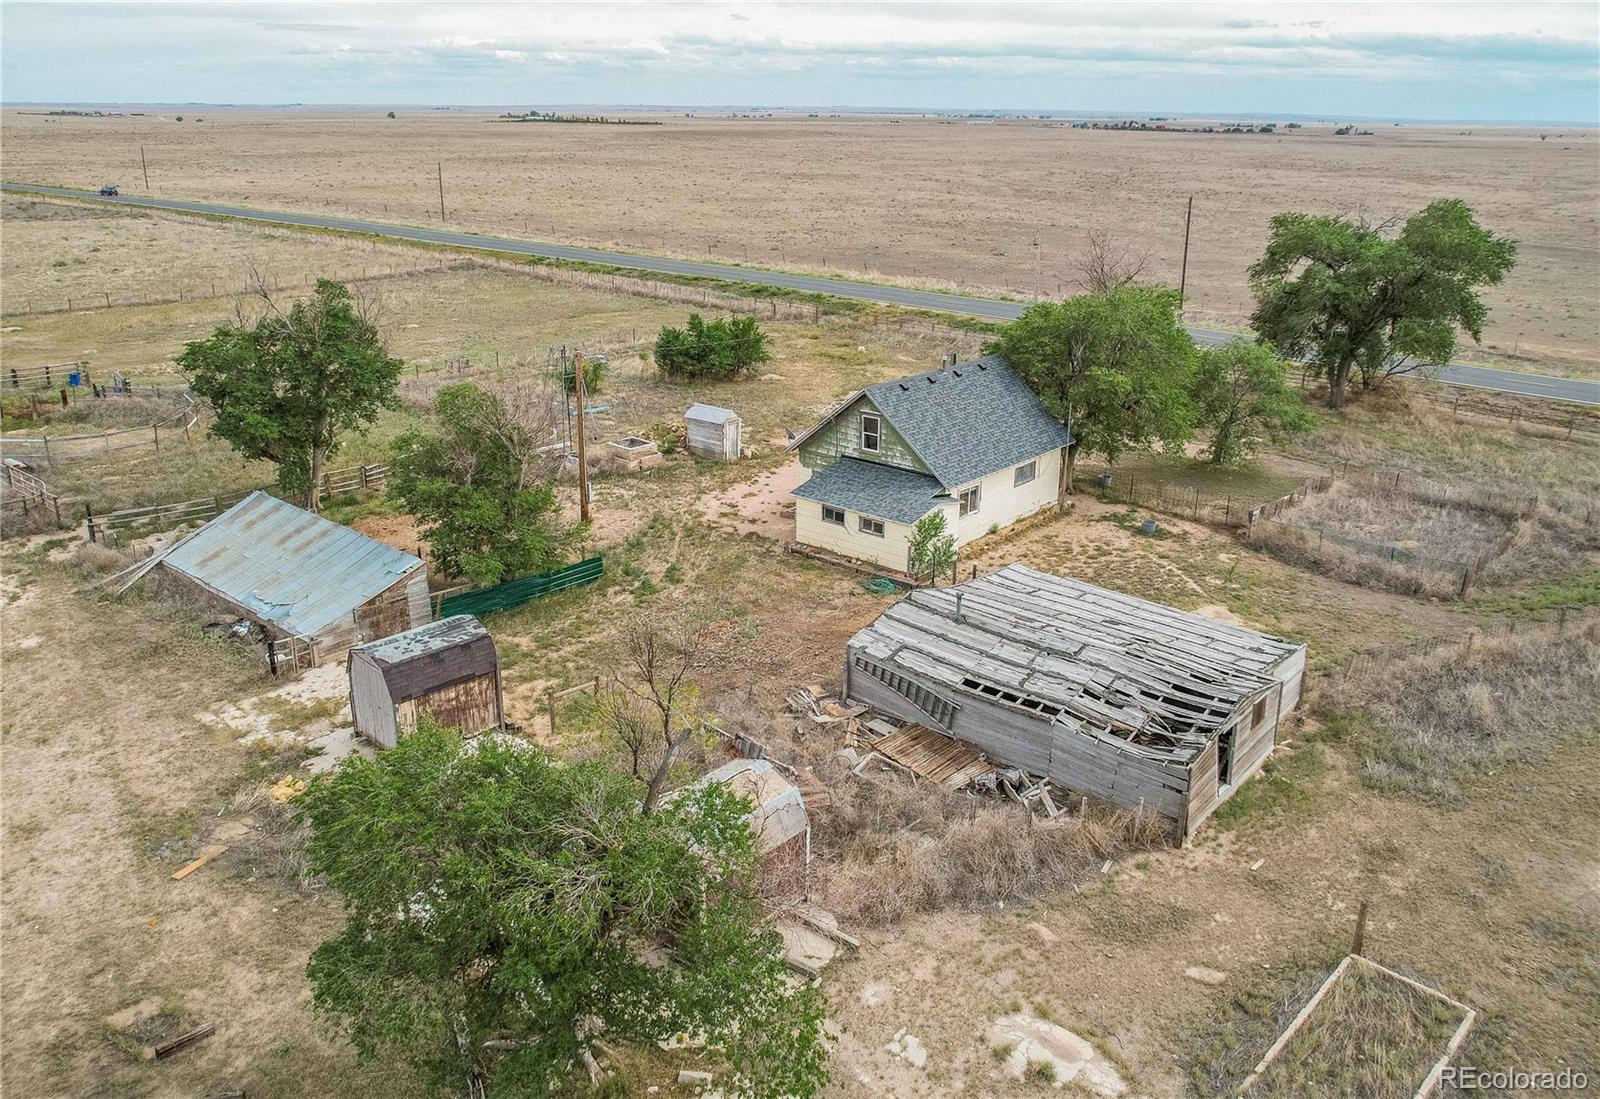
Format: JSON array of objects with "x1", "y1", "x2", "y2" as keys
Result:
[
  {"x1": 351, "y1": 615, "x2": 498, "y2": 703},
  {"x1": 162, "y1": 491, "x2": 422, "y2": 639}
]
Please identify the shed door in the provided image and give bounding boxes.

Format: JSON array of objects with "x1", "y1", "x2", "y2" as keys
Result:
[{"x1": 726, "y1": 419, "x2": 741, "y2": 460}]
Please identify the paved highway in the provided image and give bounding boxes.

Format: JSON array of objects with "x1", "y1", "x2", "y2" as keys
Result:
[{"x1": 7, "y1": 182, "x2": 1597, "y2": 407}]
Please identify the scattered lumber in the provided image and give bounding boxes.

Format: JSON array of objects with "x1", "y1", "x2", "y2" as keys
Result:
[
  {"x1": 148, "y1": 1022, "x2": 215, "y2": 1060},
  {"x1": 170, "y1": 844, "x2": 228, "y2": 881}
]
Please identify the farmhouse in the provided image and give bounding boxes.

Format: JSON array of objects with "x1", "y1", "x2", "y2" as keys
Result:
[
  {"x1": 786, "y1": 355, "x2": 1071, "y2": 571},
  {"x1": 348, "y1": 615, "x2": 504, "y2": 748},
  {"x1": 844, "y1": 564, "x2": 1306, "y2": 838},
  {"x1": 157, "y1": 491, "x2": 428, "y2": 664}
]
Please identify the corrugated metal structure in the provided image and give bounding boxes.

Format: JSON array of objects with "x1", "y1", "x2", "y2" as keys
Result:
[
  {"x1": 158, "y1": 491, "x2": 427, "y2": 662},
  {"x1": 685, "y1": 402, "x2": 742, "y2": 461},
  {"x1": 845, "y1": 564, "x2": 1305, "y2": 840},
  {"x1": 348, "y1": 615, "x2": 503, "y2": 748}
]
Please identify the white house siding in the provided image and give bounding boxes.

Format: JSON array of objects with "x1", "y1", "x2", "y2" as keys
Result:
[
  {"x1": 794, "y1": 494, "x2": 934, "y2": 571},
  {"x1": 950, "y1": 447, "x2": 1062, "y2": 547}
]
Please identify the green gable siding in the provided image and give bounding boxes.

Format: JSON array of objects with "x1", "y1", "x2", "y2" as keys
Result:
[{"x1": 797, "y1": 395, "x2": 932, "y2": 477}]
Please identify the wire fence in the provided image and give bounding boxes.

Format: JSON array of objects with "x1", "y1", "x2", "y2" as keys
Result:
[
  {"x1": 1071, "y1": 459, "x2": 1322, "y2": 529},
  {"x1": 0, "y1": 259, "x2": 476, "y2": 318},
  {"x1": 1337, "y1": 606, "x2": 1600, "y2": 685}
]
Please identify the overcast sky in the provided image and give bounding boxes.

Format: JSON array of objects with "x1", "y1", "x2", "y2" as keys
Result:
[{"x1": 3, "y1": 2, "x2": 1597, "y2": 122}]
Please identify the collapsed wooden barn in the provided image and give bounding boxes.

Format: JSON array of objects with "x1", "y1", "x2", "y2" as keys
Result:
[
  {"x1": 156, "y1": 491, "x2": 428, "y2": 667},
  {"x1": 348, "y1": 615, "x2": 504, "y2": 748},
  {"x1": 844, "y1": 564, "x2": 1305, "y2": 839}
]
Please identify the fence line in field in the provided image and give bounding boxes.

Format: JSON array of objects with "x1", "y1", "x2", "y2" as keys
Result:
[
  {"x1": 1337, "y1": 606, "x2": 1599, "y2": 684},
  {"x1": 84, "y1": 463, "x2": 390, "y2": 544},
  {"x1": 1, "y1": 260, "x2": 476, "y2": 319}
]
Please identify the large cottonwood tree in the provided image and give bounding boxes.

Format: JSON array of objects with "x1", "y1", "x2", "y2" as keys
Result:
[{"x1": 1248, "y1": 200, "x2": 1517, "y2": 409}]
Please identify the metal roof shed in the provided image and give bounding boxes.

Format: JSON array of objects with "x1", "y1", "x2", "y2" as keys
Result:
[
  {"x1": 158, "y1": 491, "x2": 428, "y2": 663},
  {"x1": 685, "y1": 402, "x2": 742, "y2": 461},
  {"x1": 348, "y1": 615, "x2": 503, "y2": 748}
]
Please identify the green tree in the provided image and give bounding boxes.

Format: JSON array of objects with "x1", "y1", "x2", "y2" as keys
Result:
[
  {"x1": 989, "y1": 286, "x2": 1198, "y2": 493},
  {"x1": 300, "y1": 723, "x2": 831, "y2": 1098},
  {"x1": 1191, "y1": 342, "x2": 1318, "y2": 464},
  {"x1": 388, "y1": 382, "x2": 581, "y2": 585},
  {"x1": 908, "y1": 510, "x2": 956, "y2": 585},
  {"x1": 654, "y1": 313, "x2": 769, "y2": 381},
  {"x1": 1248, "y1": 200, "x2": 1517, "y2": 410},
  {"x1": 178, "y1": 278, "x2": 403, "y2": 509}
]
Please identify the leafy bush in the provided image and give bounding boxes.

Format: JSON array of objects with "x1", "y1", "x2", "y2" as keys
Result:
[{"x1": 654, "y1": 313, "x2": 769, "y2": 381}]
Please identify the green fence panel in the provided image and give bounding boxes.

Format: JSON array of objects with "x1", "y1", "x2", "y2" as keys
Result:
[{"x1": 438, "y1": 556, "x2": 604, "y2": 619}]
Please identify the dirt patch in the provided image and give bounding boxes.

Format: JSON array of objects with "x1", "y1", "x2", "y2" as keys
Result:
[{"x1": 695, "y1": 456, "x2": 805, "y2": 541}]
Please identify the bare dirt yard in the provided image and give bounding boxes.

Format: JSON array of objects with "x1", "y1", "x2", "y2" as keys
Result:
[
  {"x1": 4, "y1": 108, "x2": 1597, "y2": 376},
  {"x1": 3, "y1": 213, "x2": 1597, "y2": 1097}
]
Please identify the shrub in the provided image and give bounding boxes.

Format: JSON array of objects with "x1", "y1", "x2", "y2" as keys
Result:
[{"x1": 654, "y1": 313, "x2": 769, "y2": 381}]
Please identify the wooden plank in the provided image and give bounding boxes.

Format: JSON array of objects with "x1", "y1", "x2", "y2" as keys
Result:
[
  {"x1": 149, "y1": 1022, "x2": 215, "y2": 1060},
  {"x1": 170, "y1": 844, "x2": 228, "y2": 881}
]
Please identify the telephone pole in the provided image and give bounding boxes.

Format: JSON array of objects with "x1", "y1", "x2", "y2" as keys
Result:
[
  {"x1": 1033, "y1": 235, "x2": 1042, "y2": 300},
  {"x1": 1178, "y1": 195, "x2": 1193, "y2": 312},
  {"x1": 437, "y1": 161, "x2": 446, "y2": 222},
  {"x1": 573, "y1": 352, "x2": 591, "y2": 522},
  {"x1": 140, "y1": 145, "x2": 150, "y2": 190}
]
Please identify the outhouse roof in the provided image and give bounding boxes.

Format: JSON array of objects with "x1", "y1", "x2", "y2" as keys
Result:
[
  {"x1": 686, "y1": 402, "x2": 740, "y2": 425},
  {"x1": 350, "y1": 615, "x2": 498, "y2": 703}
]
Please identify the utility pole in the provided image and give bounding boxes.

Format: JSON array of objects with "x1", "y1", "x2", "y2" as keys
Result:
[
  {"x1": 1033, "y1": 235, "x2": 1042, "y2": 300},
  {"x1": 573, "y1": 352, "x2": 591, "y2": 522},
  {"x1": 437, "y1": 161, "x2": 446, "y2": 221},
  {"x1": 1178, "y1": 195, "x2": 1193, "y2": 313},
  {"x1": 140, "y1": 145, "x2": 150, "y2": 190}
]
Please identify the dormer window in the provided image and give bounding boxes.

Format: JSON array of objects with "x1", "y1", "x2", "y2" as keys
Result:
[{"x1": 861, "y1": 413, "x2": 881, "y2": 453}]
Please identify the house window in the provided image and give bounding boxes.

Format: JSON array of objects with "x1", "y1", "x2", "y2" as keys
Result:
[
  {"x1": 1252, "y1": 697, "x2": 1268, "y2": 727},
  {"x1": 860, "y1": 413, "x2": 881, "y2": 453},
  {"x1": 958, "y1": 486, "x2": 981, "y2": 517},
  {"x1": 822, "y1": 505, "x2": 845, "y2": 526},
  {"x1": 858, "y1": 516, "x2": 885, "y2": 537},
  {"x1": 1014, "y1": 461, "x2": 1037, "y2": 487}
]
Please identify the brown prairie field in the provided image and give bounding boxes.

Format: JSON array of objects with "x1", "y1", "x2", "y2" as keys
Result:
[
  {"x1": 2, "y1": 205, "x2": 1598, "y2": 1097},
  {"x1": 4, "y1": 108, "x2": 1599, "y2": 375}
]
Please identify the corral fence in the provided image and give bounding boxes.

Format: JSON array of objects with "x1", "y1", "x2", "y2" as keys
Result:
[
  {"x1": 433, "y1": 555, "x2": 604, "y2": 619},
  {"x1": 0, "y1": 459, "x2": 71, "y2": 528},
  {"x1": 266, "y1": 634, "x2": 319, "y2": 677},
  {"x1": 1336, "y1": 605, "x2": 1599, "y2": 685},
  {"x1": 2, "y1": 386, "x2": 200, "y2": 465},
  {"x1": 1246, "y1": 517, "x2": 1484, "y2": 596},
  {"x1": 84, "y1": 463, "x2": 390, "y2": 545},
  {"x1": 4, "y1": 360, "x2": 89, "y2": 392}
]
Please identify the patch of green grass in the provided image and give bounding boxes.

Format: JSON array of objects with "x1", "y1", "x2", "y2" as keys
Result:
[
  {"x1": 990, "y1": 1042, "x2": 1015, "y2": 1063},
  {"x1": 1210, "y1": 742, "x2": 1327, "y2": 828},
  {"x1": 1025, "y1": 1059, "x2": 1058, "y2": 1084},
  {"x1": 1469, "y1": 566, "x2": 1600, "y2": 616},
  {"x1": 1095, "y1": 506, "x2": 1185, "y2": 540}
]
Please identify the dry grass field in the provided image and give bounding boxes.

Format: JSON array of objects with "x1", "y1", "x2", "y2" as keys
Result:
[
  {"x1": 3, "y1": 210, "x2": 1597, "y2": 1097},
  {"x1": 4, "y1": 108, "x2": 1597, "y2": 375}
]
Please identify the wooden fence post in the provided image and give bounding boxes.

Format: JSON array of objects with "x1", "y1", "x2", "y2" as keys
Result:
[
  {"x1": 1351, "y1": 900, "x2": 1369, "y2": 956},
  {"x1": 546, "y1": 689, "x2": 559, "y2": 737}
]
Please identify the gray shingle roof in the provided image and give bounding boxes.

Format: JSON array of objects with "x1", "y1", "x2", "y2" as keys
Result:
[
  {"x1": 792, "y1": 456, "x2": 948, "y2": 525},
  {"x1": 863, "y1": 354, "x2": 1072, "y2": 489},
  {"x1": 686, "y1": 402, "x2": 740, "y2": 425}
]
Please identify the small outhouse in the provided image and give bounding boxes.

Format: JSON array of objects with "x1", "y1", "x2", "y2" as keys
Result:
[
  {"x1": 347, "y1": 615, "x2": 504, "y2": 748},
  {"x1": 685, "y1": 403, "x2": 742, "y2": 461}
]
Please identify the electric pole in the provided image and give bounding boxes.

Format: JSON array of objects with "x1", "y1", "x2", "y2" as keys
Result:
[
  {"x1": 573, "y1": 352, "x2": 591, "y2": 522},
  {"x1": 1033, "y1": 235, "x2": 1042, "y2": 300},
  {"x1": 1178, "y1": 195, "x2": 1193, "y2": 313},
  {"x1": 140, "y1": 145, "x2": 150, "y2": 190},
  {"x1": 437, "y1": 161, "x2": 446, "y2": 221}
]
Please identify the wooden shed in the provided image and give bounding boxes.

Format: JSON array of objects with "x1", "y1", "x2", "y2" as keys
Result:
[
  {"x1": 684, "y1": 403, "x2": 742, "y2": 461},
  {"x1": 844, "y1": 564, "x2": 1305, "y2": 840},
  {"x1": 677, "y1": 758, "x2": 810, "y2": 897},
  {"x1": 347, "y1": 615, "x2": 504, "y2": 748},
  {"x1": 157, "y1": 491, "x2": 427, "y2": 666}
]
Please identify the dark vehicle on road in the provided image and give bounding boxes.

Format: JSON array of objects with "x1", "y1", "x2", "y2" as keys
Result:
[{"x1": 98, "y1": 184, "x2": 119, "y2": 196}]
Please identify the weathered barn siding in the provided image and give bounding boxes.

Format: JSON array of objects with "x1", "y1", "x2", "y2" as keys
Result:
[
  {"x1": 844, "y1": 565, "x2": 1308, "y2": 839},
  {"x1": 349, "y1": 655, "x2": 398, "y2": 747},
  {"x1": 797, "y1": 395, "x2": 931, "y2": 475},
  {"x1": 685, "y1": 404, "x2": 742, "y2": 461},
  {"x1": 950, "y1": 448, "x2": 1062, "y2": 547},
  {"x1": 394, "y1": 675, "x2": 501, "y2": 739}
]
